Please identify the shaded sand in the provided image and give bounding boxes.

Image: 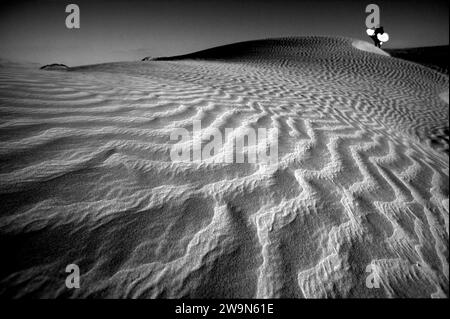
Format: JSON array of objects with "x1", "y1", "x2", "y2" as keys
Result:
[
  {"x1": 386, "y1": 46, "x2": 449, "y2": 75},
  {"x1": 0, "y1": 37, "x2": 448, "y2": 298}
]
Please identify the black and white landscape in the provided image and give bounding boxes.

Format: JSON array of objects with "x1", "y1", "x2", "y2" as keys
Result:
[{"x1": 0, "y1": 0, "x2": 448, "y2": 298}]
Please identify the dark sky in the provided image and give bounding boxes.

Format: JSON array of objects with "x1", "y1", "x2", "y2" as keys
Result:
[{"x1": 0, "y1": 0, "x2": 448, "y2": 66}]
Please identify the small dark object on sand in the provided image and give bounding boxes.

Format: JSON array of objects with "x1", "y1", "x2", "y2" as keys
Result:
[{"x1": 40, "y1": 63, "x2": 69, "y2": 71}]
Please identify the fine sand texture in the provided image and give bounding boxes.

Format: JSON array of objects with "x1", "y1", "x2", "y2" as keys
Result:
[{"x1": 0, "y1": 37, "x2": 448, "y2": 298}]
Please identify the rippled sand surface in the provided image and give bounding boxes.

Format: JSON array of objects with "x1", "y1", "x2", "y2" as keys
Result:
[{"x1": 0, "y1": 37, "x2": 448, "y2": 298}]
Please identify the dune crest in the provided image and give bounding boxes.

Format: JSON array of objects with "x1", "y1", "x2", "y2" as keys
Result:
[
  {"x1": 352, "y1": 40, "x2": 390, "y2": 56},
  {"x1": 0, "y1": 37, "x2": 448, "y2": 298}
]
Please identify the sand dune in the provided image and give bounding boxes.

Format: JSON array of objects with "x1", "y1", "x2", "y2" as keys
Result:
[
  {"x1": 352, "y1": 40, "x2": 390, "y2": 56},
  {"x1": 386, "y1": 46, "x2": 449, "y2": 75},
  {"x1": 0, "y1": 37, "x2": 448, "y2": 298}
]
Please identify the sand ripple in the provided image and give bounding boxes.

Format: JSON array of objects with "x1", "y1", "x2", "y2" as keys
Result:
[{"x1": 0, "y1": 37, "x2": 448, "y2": 298}]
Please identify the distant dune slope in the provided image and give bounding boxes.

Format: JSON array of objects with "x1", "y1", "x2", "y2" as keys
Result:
[
  {"x1": 386, "y1": 46, "x2": 449, "y2": 75},
  {"x1": 0, "y1": 37, "x2": 448, "y2": 298}
]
